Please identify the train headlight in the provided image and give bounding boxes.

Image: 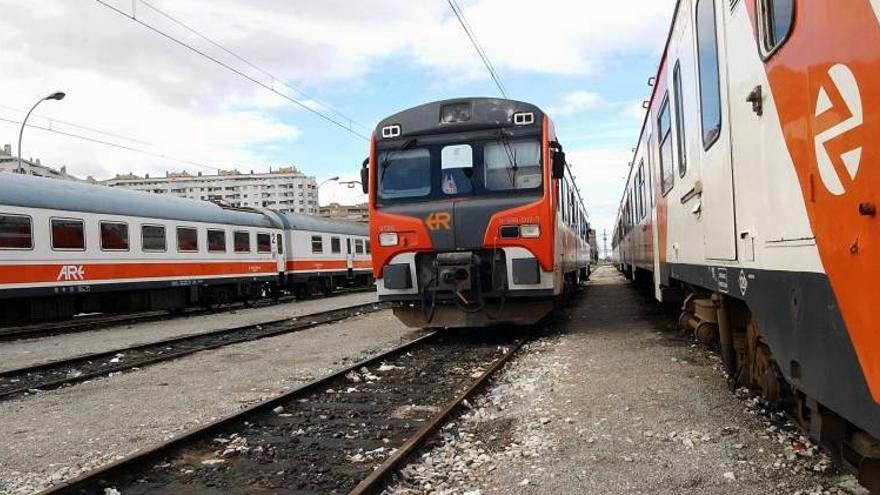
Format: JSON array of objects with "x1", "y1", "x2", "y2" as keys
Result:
[
  {"x1": 379, "y1": 232, "x2": 399, "y2": 247},
  {"x1": 520, "y1": 224, "x2": 540, "y2": 238}
]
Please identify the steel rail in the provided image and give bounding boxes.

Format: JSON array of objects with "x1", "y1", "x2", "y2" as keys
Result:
[{"x1": 0, "y1": 301, "x2": 389, "y2": 401}]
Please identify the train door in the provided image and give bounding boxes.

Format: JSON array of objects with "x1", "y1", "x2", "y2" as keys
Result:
[
  {"x1": 274, "y1": 233, "x2": 284, "y2": 273},
  {"x1": 695, "y1": 0, "x2": 737, "y2": 260},
  {"x1": 345, "y1": 237, "x2": 354, "y2": 272}
]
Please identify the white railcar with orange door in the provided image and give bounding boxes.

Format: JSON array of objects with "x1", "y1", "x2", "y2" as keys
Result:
[{"x1": 613, "y1": 0, "x2": 880, "y2": 487}]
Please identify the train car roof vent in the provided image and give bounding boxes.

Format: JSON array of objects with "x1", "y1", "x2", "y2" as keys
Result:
[
  {"x1": 513, "y1": 112, "x2": 534, "y2": 126},
  {"x1": 381, "y1": 124, "x2": 401, "y2": 139}
]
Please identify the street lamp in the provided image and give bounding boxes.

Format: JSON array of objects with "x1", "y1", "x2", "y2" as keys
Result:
[
  {"x1": 316, "y1": 176, "x2": 339, "y2": 209},
  {"x1": 339, "y1": 180, "x2": 362, "y2": 189},
  {"x1": 18, "y1": 91, "x2": 65, "y2": 174}
]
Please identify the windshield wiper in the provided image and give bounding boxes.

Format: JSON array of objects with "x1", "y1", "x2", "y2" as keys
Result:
[{"x1": 496, "y1": 129, "x2": 518, "y2": 188}]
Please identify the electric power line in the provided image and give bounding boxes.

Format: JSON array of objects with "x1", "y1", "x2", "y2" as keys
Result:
[
  {"x1": 446, "y1": 0, "x2": 509, "y2": 99},
  {"x1": 137, "y1": 0, "x2": 372, "y2": 134},
  {"x1": 0, "y1": 103, "x2": 154, "y2": 146},
  {"x1": 94, "y1": 0, "x2": 370, "y2": 141},
  {"x1": 0, "y1": 116, "x2": 222, "y2": 171}
]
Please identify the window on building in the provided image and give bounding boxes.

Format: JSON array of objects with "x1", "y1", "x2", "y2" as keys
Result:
[
  {"x1": 658, "y1": 96, "x2": 675, "y2": 195},
  {"x1": 0, "y1": 214, "x2": 32, "y2": 249},
  {"x1": 52, "y1": 218, "x2": 85, "y2": 250},
  {"x1": 257, "y1": 233, "x2": 271, "y2": 253},
  {"x1": 671, "y1": 64, "x2": 688, "y2": 179},
  {"x1": 696, "y1": 0, "x2": 722, "y2": 149},
  {"x1": 312, "y1": 235, "x2": 324, "y2": 254},
  {"x1": 758, "y1": 0, "x2": 794, "y2": 54},
  {"x1": 100, "y1": 222, "x2": 129, "y2": 251},
  {"x1": 234, "y1": 231, "x2": 250, "y2": 252},
  {"x1": 208, "y1": 229, "x2": 226, "y2": 252},
  {"x1": 331, "y1": 237, "x2": 341, "y2": 254},
  {"x1": 142, "y1": 225, "x2": 166, "y2": 251},
  {"x1": 177, "y1": 227, "x2": 198, "y2": 252},
  {"x1": 355, "y1": 239, "x2": 364, "y2": 254}
]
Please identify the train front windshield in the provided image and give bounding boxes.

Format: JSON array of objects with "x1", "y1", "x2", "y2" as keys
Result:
[{"x1": 377, "y1": 137, "x2": 543, "y2": 202}]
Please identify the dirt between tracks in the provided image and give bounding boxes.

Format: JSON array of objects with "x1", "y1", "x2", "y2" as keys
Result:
[{"x1": 386, "y1": 266, "x2": 867, "y2": 495}]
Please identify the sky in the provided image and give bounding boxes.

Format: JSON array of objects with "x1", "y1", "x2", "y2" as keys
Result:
[{"x1": 0, "y1": 0, "x2": 675, "y2": 255}]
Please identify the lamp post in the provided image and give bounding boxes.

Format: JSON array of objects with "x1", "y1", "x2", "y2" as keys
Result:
[
  {"x1": 316, "y1": 176, "x2": 339, "y2": 209},
  {"x1": 17, "y1": 91, "x2": 66, "y2": 174},
  {"x1": 339, "y1": 180, "x2": 362, "y2": 189}
]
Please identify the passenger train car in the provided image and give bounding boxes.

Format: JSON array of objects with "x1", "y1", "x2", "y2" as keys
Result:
[
  {"x1": 0, "y1": 173, "x2": 371, "y2": 324},
  {"x1": 362, "y1": 97, "x2": 591, "y2": 328},
  {"x1": 613, "y1": 0, "x2": 880, "y2": 487}
]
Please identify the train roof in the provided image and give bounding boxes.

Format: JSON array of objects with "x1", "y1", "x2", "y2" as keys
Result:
[
  {"x1": 278, "y1": 212, "x2": 367, "y2": 236},
  {"x1": 0, "y1": 172, "x2": 278, "y2": 228},
  {"x1": 376, "y1": 97, "x2": 545, "y2": 139}
]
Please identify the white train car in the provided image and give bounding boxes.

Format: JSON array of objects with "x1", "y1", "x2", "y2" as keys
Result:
[{"x1": 0, "y1": 173, "x2": 283, "y2": 322}]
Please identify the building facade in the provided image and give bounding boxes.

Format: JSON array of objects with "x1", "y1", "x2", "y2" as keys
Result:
[
  {"x1": 0, "y1": 144, "x2": 82, "y2": 181},
  {"x1": 103, "y1": 167, "x2": 319, "y2": 214},
  {"x1": 318, "y1": 202, "x2": 369, "y2": 222}
]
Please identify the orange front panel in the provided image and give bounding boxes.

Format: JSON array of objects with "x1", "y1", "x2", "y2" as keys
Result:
[{"x1": 0, "y1": 261, "x2": 278, "y2": 285}]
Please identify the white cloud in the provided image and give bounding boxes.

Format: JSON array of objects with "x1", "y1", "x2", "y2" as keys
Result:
[{"x1": 546, "y1": 91, "x2": 603, "y2": 116}]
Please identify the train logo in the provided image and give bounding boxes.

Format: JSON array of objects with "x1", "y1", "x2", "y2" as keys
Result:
[
  {"x1": 813, "y1": 64, "x2": 863, "y2": 196},
  {"x1": 425, "y1": 212, "x2": 452, "y2": 231},
  {"x1": 57, "y1": 265, "x2": 85, "y2": 281}
]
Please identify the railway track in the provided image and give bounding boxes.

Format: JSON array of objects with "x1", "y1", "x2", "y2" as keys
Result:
[
  {"x1": 0, "y1": 301, "x2": 389, "y2": 403},
  {"x1": 0, "y1": 287, "x2": 376, "y2": 342},
  {"x1": 40, "y1": 330, "x2": 526, "y2": 495}
]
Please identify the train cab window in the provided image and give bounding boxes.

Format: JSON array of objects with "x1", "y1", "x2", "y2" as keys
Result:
[
  {"x1": 757, "y1": 0, "x2": 794, "y2": 55},
  {"x1": 208, "y1": 229, "x2": 226, "y2": 252},
  {"x1": 276, "y1": 233, "x2": 283, "y2": 254},
  {"x1": 378, "y1": 148, "x2": 431, "y2": 200},
  {"x1": 176, "y1": 227, "x2": 198, "y2": 252},
  {"x1": 312, "y1": 235, "x2": 324, "y2": 254},
  {"x1": 658, "y1": 96, "x2": 675, "y2": 195},
  {"x1": 257, "y1": 233, "x2": 271, "y2": 253},
  {"x1": 141, "y1": 225, "x2": 166, "y2": 252},
  {"x1": 331, "y1": 237, "x2": 341, "y2": 254},
  {"x1": 696, "y1": 0, "x2": 723, "y2": 149},
  {"x1": 673, "y1": 62, "x2": 687, "y2": 177},
  {"x1": 484, "y1": 139, "x2": 542, "y2": 191},
  {"x1": 51, "y1": 218, "x2": 85, "y2": 250},
  {"x1": 100, "y1": 222, "x2": 129, "y2": 251},
  {"x1": 440, "y1": 144, "x2": 474, "y2": 195},
  {"x1": 355, "y1": 239, "x2": 364, "y2": 255},
  {"x1": 234, "y1": 231, "x2": 250, "y2": 253},
  {"x1": 0, "y1": 214, "x2": 32, "y2": 249}
]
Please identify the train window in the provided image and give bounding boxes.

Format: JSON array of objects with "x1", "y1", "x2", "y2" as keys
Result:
[
  {"x1": 312, "y1": 235, "x2": 324, "y2": 254},
  {"x1": 378, "y1": 148, "x2": 431, "y2": 200},
  {"x1": 331, "y1": 237, "x2": 341, "y2": 254},
  {"x1": 208, "y1": 229, "x2": 226, "y2": 252},
  {"x1": 234, "y1": 231, "x2": 250, "y2": 253},
  {"x1": 142, "y1": 225, "x2": 166, "y2": 252},
  {"x1": 673, "y1": 62, "x2": 687, "y2": 177},
  {"x1": 637, "y1": 162, "x2": 646, "y2": 220},
  {"x1": 484, "y1": 139, "x2": 542, "y2": 191},
  {"x1": 355, "y1": 239, "x2": 364, "y2": 255},
  {"x1": 51, "y1": 218, "x2": 85, "y2": 250},
  {"x1": 440, "y1": 144, "x2": 474, "y2": 195},
  {"x1": 757, "y1": 0, "x2": 794, "y2": 55},
  {"x1": 100, "y1": 222, "x2": 129, "y2": 251},
  {"x1": 696, "y1": 0, "x2": 723, "y2": 149},
  {"x1": 658, "y1": 96, "x2": 675, "y2": 195},
  {"x1": 0, "y1": 214, "x2": 32, "y2": 249},
  {"x1": 176, "y1": 227, "x2": 198, "y2": 252},
  {"x1": 647, "y1": 135, "x2": 655, "y2": 209},
  {"x1": 365, "y1": 240, "x2": 371, "y2": 254},
  {"x1": 257, "y1": 233, "x2": 271, "y2": 253},
  {"x1": 277, "y1": 233, "x2": 284, "y2": 254}
]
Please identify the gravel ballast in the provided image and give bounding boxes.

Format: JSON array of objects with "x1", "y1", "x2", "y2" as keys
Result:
[
  {"x1": 0, "y1": 291, "x2": 378, "y2": 373},
  {"x1": 0, "y1": 309, "x2": 423, "y2": 495},
  {"x1": 387, "y1": 266, "x2": 867, "y2": 494}
]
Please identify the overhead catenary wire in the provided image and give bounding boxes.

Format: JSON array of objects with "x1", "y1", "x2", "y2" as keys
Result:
[
  {"x1": 0, "y1": 103, "x2": 154, "y2": 146},
  {"x1": 94, "y1": 0, "x2": 370, "y2": 141},
  {"x1": 0, "y1": 116, "x2": 223, "y2": 171},
  {"x1": 446, "y1": 0, "x2": 509, "y2": 99},
  {"x1": 137, "y1": 0, "x2": 372, "y2": 134}
]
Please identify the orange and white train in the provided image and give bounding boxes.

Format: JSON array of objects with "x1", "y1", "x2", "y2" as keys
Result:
[
  {"x1": 0, "y1": 173, "x2": 371, "y2": 323},
  {"x1": 613, "y1": 0, "x2": 880, "y2": 487}
]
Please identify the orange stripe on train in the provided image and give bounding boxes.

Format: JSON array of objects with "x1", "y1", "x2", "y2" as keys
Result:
[{"x1": 0, "y1": 261, "x2": 279, "y2": 285}]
